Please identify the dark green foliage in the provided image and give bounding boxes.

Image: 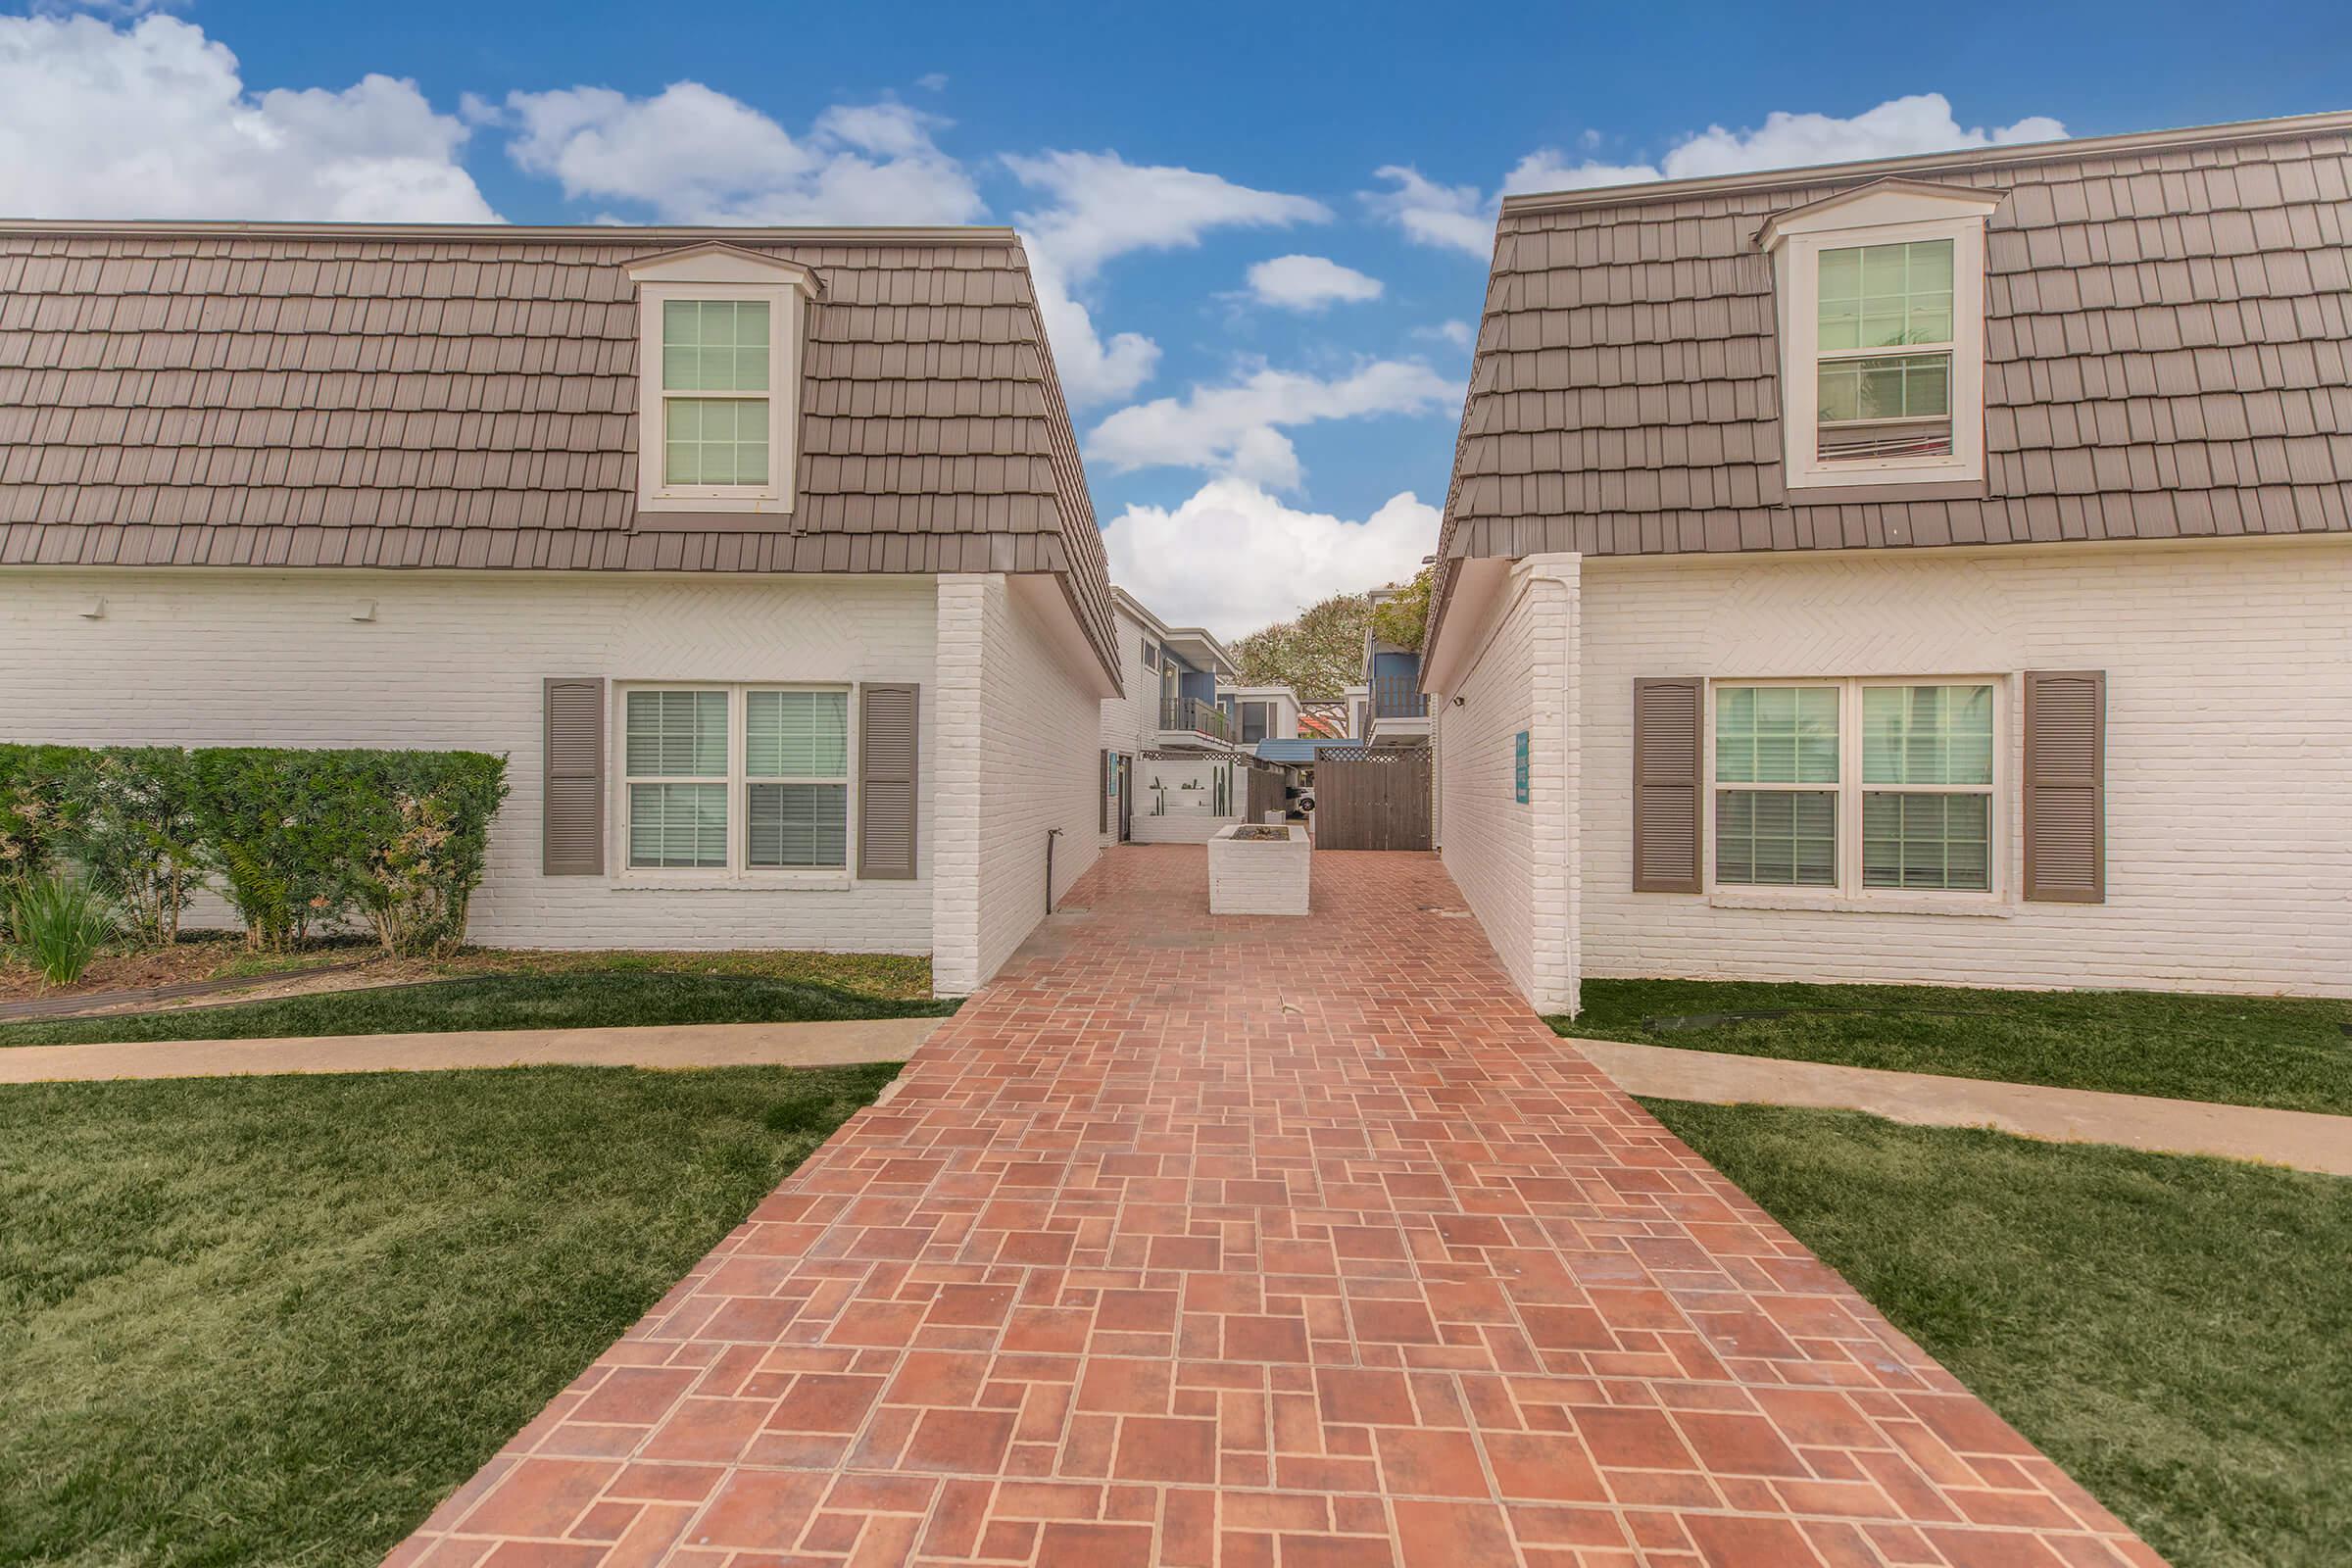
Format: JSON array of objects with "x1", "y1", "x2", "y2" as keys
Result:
[
  {"x1": 185, "y1": 747, "x2": 366, "y2": 947},
  {"x1": 1367, "y1": 564, "x2": 1433, "y2": 652},
  {"x1": 332, "y1": 750, "x2": 509, "y2": 956},
  {"x1": 58, "y1": 747, "x2": 205, "y2": 946},
  {"x1": 0, "y1": 744, "x2": 82, "y2": 900},
  {"x1": 0, "y1": 744, "x2": 510, "y2": 955},
  {"x1": 0, "y1": 969, "x2": 958, "y2": 1047},
  {"x1": 1648, "y1": 1102, "x2": 2352, "y2": 1568},
  {"x1": 1562, "y1": 977, "x2": 2352, "y2": 1114},
  {"x1": 0, "y1": 1063, "x2": 896, "y2": 1566}
]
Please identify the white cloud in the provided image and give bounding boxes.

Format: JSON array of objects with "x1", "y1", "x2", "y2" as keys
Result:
[
  {"x1": 1500, "y1": 149, "x2": 1665, "y2": 195},
  {"x1": 1005, "y1": 149, "x2": 1329, "y2": 282},
  {"x1": 1086, "y1": 359, "x2": 1456, "y2": 491},
  {"x1": 1005, "y1": 149, "x2": 1329, "y2": 407},
  {"x1": 1415, "y1": 319, "x2": 1475, "y2": 349},
  {"x1": 502, "y1": 83, "x2": 983, "y2": 224},
  {"x1": 1362, "y1": 165, "x2": 1494, "y2": 257},
  {"x1": 1660, "y1": 94, "x2": 2067, "y2": 179},
  {"x1": 0, "y1": 13, "x2": 496, "y2": 221},
  {"x1": 1027, "y1": 244, "x2": 1160, "y2": 408},
  {"x1": 1101, "y1": 479, "x2": 1438, "y2": 640},
  {"x1": 1376, "y1": 94, "x2": 2067, "y2": 253},
  {"x1": 915, "y1": 72, "x2": 949, "y2": 92},
  {"x1": 1244, "y1": 254, "x2": 1383, "y2": 311}
]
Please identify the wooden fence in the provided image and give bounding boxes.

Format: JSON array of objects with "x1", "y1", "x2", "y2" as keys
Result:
[{"x1": 1312, "y1": 746, "x2": 1432, "y2": 851}]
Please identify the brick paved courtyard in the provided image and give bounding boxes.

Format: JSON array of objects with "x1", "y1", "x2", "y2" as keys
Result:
[{"x1": 392, "y1": 846, "x2": 2157, "y2": 1567}]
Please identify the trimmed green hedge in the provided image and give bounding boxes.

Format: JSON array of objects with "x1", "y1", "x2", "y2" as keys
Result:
[{"x1": 0, "y1": 744, "x2": 508, "y2": 956}]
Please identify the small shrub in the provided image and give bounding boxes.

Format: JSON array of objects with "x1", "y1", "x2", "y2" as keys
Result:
[
  {"x1": 8, "y1": 872, "x2": 114, "y2": 986},
  {"x1": 349, "y1": 752, "x2": 509, "y2": 956},
  {"x1": 0, "y1": 744, "x2": 510, "y2": 956},
  {"x1": 61, "y1": 747, "x2": 206, "y2": 946},
  {"x1": 189, "y1": 750, "x2": 370, "y2": 949},
  {"x1": 0, "y1": 745, "x2": 81, "y2": 923}
]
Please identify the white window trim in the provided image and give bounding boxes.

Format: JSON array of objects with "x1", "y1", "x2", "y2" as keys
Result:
[
  {"x1": 1764, "y1": 184, "x2": 1998, "y2": 493},
  {"x1": 614, "y1": 681, "x2": 858, "y2": 889},
  {"x1": 626, "y1": 246, "x2": 816, "y2": 516},
  {"x1": 1703, "y1": 675, "x2": 2008, "y2": 910}
]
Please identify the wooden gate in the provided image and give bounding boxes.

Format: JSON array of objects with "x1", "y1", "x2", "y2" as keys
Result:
[
  {"x1": 1246, "y1": 763, "x2": 1288, "y2": 824},
  {"x1": 1312, "y1": 746, "x2": 1432, "y2": 850}
]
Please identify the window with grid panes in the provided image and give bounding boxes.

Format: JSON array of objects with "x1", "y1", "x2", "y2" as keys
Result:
[
  {"x1": 746, "y1": 690, "x2": 850, "y2": 869},
  {"x1": 1815, "y1": 239, "x2": 1955, "y2": 461},
  {"x1": 624, "y1": 689, "x2": 730, "y2": 869},
  {"x1": 1712, "y1": 686, "x2": 1840, "y2": 887},
  {"x1": 1861, "y1": 684, "x2": 1994, "y2": 890},
  {"x1": 661, "y1": 298, "x2": 770, "y2": 487}
]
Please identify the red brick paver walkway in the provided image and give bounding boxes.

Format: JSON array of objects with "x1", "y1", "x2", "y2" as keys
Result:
[{"x1": 393, "y1": 847, "x2": 2156, "y2": 1568}]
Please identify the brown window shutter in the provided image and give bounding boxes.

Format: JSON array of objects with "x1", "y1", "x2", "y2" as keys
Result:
[
  {"x1": 1099, "y1": 750, "x2": 1112, "y2": 834},
  {"x1": 1633, "y1": 677, "x2": 1704, "y2": 893},
  {"x1": 542, "y1": 677, "x2": 606, "y2": 876},
  {"x1": 858, "y1": 682, "x2": 920, "y2": 880},
  {"x1": 2024, "y1": 669, "x2": 2105, "y2": 903}
]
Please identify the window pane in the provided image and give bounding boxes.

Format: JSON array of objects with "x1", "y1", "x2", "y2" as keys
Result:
[
  {"x1": 747, "y1": 782, "x2": 849, "y2": 868},
  {"x1": 1863, "y1": 791, "x2": 1991, "y2": 890},
  {"x1": 1862, "y1": 685, "x2": 1993, "y2": 785},
  {"x1": 625, "y1": 689, "x2": 727, "y2": 776},
  {"x1": 663, "y1": 397, "x2": 770, "y2": 486},
  {"x1": 1818, "y1": 352, "x2": 1954, "y2": 424},
  {"x1": 1715, "y1": 686, "x2": 1837, "y2": 784},
  {"x1": 628, "y1": 782, "x2": 728, "y2": 869},
  {"x1": 747, "y1": 690, "x2": 849, "y2": 778},
  {"x1": 1818, "y1": 240, "x2": 1954, "y2": 348},
  {"x1": 1715, "y1": 790, "x2": 1837, "y2": 887},
  {"x1": 662, "y1": 299, "x2": 770, "y2": 392}
]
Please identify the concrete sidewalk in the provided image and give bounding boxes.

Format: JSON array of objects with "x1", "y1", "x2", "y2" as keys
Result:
[
  {"x1": 1573, "y1": 1036, "x2": 2352, "y2": 1177},
  {"x1": 0, "y1": 1015, "x2": 943, "y2": 1084}
]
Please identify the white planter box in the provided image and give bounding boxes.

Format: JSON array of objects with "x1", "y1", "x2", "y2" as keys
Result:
[{"x1": 1208, "y1": 823, "x2": 1311, "y2": 915}]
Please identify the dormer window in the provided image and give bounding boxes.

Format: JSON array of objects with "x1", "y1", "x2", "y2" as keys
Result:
[
  {"x1": 1761, "y1": 179, "x2": 2000, "y2": 497},
  {"x1": 1814, "y1": 239, "x2": 1953, "y2": 460},
  {"x1": 625, "y1": 243, "x2": 820, "y2": 517},
  {"x1": 662, "y1": 299, "x2": 772, "y2": 487}
]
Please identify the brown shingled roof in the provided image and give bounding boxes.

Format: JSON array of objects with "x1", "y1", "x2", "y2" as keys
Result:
[
  {"x1": 0, "y1": 220, "x2": 1116, "y2": 678},
  {"x1": 1432, "y1": 109, "x2": 2352, "y2": 644}
]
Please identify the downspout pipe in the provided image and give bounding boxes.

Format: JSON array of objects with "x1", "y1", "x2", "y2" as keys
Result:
[{"x1": 1046, "y1": 828, "x2": 1062, "y2": 915}]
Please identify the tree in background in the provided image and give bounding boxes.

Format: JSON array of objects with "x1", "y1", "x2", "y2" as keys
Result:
[
  {"x1": 1368, "y1": 565, "x2": 1433, "y2": 652},
  {"x1": 1232, "y1": 589, "x2": 1374, "y2": 700}
]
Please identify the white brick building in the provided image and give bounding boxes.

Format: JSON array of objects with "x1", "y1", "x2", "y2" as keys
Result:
[
  {"x1": 1423, "y1": 114, "x2": 2352, "y2": 1012},
  {"x1": 0, "y1": 221, "x2": 1121, "y2": 996}
]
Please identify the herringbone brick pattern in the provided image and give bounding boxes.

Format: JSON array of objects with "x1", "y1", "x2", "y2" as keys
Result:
[{"x1": 389, "y1": 846, "x2": 2158, "y2": 1567}]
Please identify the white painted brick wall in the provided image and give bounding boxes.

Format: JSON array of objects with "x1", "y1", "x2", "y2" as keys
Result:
[
  {"x1": 1431, "y1": 557, "x2": 1580, "y2": 1013},
  {"x1": 1131, "y1": 811, "x2": 1231, "y2": 845},
  {"x1": 1581, "y1": 538, "x2": 2352, "y2": 998},
  {"x1": 1207, "y1": 828, "x2": 1310, "y2": 915},
  {"x1": 0, "y1": 568, "x2": 937, "y2": 953},
  {"x1": 932, "y1": 574, "x2": 1104, "y2": 993}
]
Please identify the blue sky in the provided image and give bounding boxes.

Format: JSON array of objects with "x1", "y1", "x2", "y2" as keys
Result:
[{"x1": 2, "y1": 0, "x2": 2346, "y2": 633}]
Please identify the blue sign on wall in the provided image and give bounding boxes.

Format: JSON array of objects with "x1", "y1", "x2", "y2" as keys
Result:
[{"x1": 1513, "y1": 730, "x2": 1530, "y2": 803}]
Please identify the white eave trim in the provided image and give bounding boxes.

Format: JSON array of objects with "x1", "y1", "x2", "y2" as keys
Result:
[
  {"x1": 625, "y1": 241, "x2": 825, "y2": 296},
  {"x1": 1755, "y1": 178, "x2": 2003, "y2": 252}
]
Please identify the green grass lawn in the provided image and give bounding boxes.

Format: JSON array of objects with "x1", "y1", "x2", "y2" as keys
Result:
[
  {"x1": 1561, "y1": 978, "x2": 2352, "y2": 1114},
  {"x1": 0, "y1": 968, "x2": 958, "y2": 1049},
  {"x1": 0, "y1": 1063, "x2": 896, "y2": 1566},
  {"x1": 1646, "y1": 1101, "x2": 2352, "y2": 1568}
]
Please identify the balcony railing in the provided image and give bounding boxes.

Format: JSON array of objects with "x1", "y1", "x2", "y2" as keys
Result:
[
  {"x1": 1371, "y1": 673, "x2": 1429, "y2": 720},
  {"x1": 1159, "y1": 696, "x2": 1231, "y2": 741}
]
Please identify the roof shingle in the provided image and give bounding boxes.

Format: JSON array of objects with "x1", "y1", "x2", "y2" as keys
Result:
[
  {"x1": 0, "y1": 221, "x2": 1115, "y2": 676},
  {"x1": 1437, "y1": 113, "x2": 2352, "y2": 605}
]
